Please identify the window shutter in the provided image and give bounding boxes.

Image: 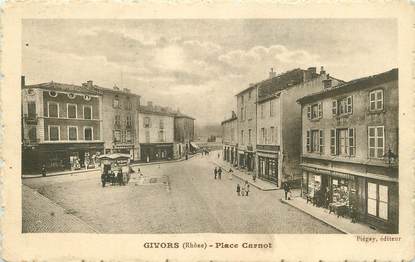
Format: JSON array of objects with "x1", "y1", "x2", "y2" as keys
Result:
[
  {"x1": 318, "y1": 103, "x2": 323, "y2": 118},
  {"x1": 330, "y1": 129, "x2": 336, "y2": 155},
  {"x1": 306, "y1": 130, "x2": 310, "y2": 152},
  {"x1": 349, "y1": 128, "x2": 356, "y2": 156},
  {"x1": 319, "y1": 130, "x2": 324, "y2": 154},
  {"x1": 307, "y1": 105, "x2": 311, "y2": 119},
  {"x1": 347, "y1": 96, "x2": 353, "y2": 114},
  {"x1": 332, "y1": 100, "x2": 337, "y2": 115}
]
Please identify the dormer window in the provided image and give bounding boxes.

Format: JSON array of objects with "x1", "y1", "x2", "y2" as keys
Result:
[
  {"x1": 84, "y1": 95, "x2": 91, "y2": 101},
  {"x1": 113, "y1": 95, "x2": 119, "y2": 108},
  {"x1": 67, "y1": 93, "x2": 76, "y2": 99},
  {"x1": 49, "y1": 91, "x2": 57, "y2": 97}
]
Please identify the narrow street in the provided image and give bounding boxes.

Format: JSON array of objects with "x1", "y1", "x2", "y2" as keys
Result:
[{"x1": 23, "y1": 154, "x2": 340, "y2": 234}]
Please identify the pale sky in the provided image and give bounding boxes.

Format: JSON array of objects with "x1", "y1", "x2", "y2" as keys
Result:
[{"x1": 22, "y1": 19, "x2": 397, "y2": 126}]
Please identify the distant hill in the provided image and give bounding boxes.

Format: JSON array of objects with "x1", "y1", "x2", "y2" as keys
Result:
[{"x1": 195, "y1": 123, "x2": 222, "y2": 138}]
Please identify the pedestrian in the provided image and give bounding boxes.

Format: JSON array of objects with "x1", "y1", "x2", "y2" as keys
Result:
[
  {"x1": 241, "y1": 184, "x2": 246, "y2": 196},
  {"x1": 228, "y1": 168, "x2": 233, "y2": 180},
  {"x1": 246, "y1": 184, "x2": 250, "y2": 196},
  {"x1": 253, "y1": 173, "x2": 257, "y2": 182},
  {"x1": 283, "y1": 182, "x2": 291, "y2": 200},
  {"x1": 218, "y1": 153, "x2": 220, "y2": 159},
  {"x1": 218, "y1": 167, "x2": 222, "y2": 180},
  {"x1": 236, "y1": 183, "x2": 241, "y2": 196},
  {"x1": 41, "y1": 164, "x2": 47, "y2": 177},
  {"x1": 214, "y1": 167, "x2": 217, "y2": 179}
]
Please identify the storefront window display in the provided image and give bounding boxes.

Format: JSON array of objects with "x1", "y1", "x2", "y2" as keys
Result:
[{"x1": 331, "y1": 178, "x2": 349, "y2": 205}]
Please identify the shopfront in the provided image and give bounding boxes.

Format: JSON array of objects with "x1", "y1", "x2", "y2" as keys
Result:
[
  {"x1": 257, "y1": 153, "x2": 278, "y2": 185},
  {"x1": 140, "y1": 143, "x2": 173, "y2": 162},
  {"x1": 245, "y1": 152, "x2": 255, "y2": 171},
  {"x1": 238, "y1": 151, "x2": 245, "y2": 168}
]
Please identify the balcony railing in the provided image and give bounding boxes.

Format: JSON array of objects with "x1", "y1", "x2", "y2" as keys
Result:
[
  {"x1": 23, "y1": 113, "x2": 38, "y2": 124},
  {"x1": 23, "y1": 138, "x2": 40, "y2": 146},
  {"x1": 257, "y1": 144, "x2": 280, "y2": 152}
]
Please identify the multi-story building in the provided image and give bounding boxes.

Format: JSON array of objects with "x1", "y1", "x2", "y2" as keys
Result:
[
  {"x1": 21, "y1": 77, "x2": 104, "y2": 173},
  {"x1": 100, "y1": 85, "x2": 140, "y2": 160},
  {"x1": 173, "y1": 111, "x2": 195, "y2": 158},
  {"x1": 235, "y1": 83, "x2": 257, "y2": 172},
  {"x1": 255, "y1": 67, "x2": 343, "y2": 186},
  {"x1": 221, "y1": 111, "x2": 238, "y2": 165},
  {"x1": 297, "y1": 68, "x2": 398, "y2": 233},
  {"x1": 138, "y1": 102, "x2": 175, "y2": 162}
]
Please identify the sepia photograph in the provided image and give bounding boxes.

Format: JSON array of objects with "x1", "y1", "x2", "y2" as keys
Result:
[{"x1": 20, "y1": 18, "x2": 400, "y2": 235}]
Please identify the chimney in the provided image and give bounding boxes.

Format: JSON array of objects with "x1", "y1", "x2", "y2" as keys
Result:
[
  {"x1": 320, "y1": 66, "x2": 326, "y2": 75},
  {"x1": 123, "y1": 88, "x2": 130, "y2": 93},
  {"x1": 269, "y1": 68, "x2": 277, "y2": 79},
  {"x1": 113, "y1": 85, "x2": 119, "y2": 90},
  {"x1": 21, "y1": 75, "x2": 25, "y2": 88},
  {"x1": 147, "y1": 101, "x2": 153, "y2": 108},
  {"x1": 87, "y1": 80, "x2": 93, "y2": 88}
]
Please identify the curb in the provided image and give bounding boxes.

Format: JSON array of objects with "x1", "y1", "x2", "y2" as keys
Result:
[
  {"x1": 280, "y1": 198, "x2": 348, "y2": 234},
  {"x1": 22, "y1": 154, "x2": 197, "y2": 179}
]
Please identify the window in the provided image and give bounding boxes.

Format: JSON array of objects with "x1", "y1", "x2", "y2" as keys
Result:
[
  {"x1": 126, "y1": 115, "x2": 132, "y2": 128},
  {"x1": 240, "y1": 107, "x2": 244, "y2": 121},
  {"x1": 84, "y1": 127, "x2": 93, "y2": 141},
  {"x1": 83, "y1": 106, "x2": 92, "y2": 120},
  {"x1": 48, "y1": 102, "x2": 59, "y2": 118},
  {"x1": 311, "y1": 130, "x2": 319, "y2": 152},
  {"x1": 334, "y1": 96, "x2": 353, "y2": 116},
  {"x1": 126, "y1": 100, "x2": 132, "y2": 110},
  {"x1": 241, "y1": 130, "x2": 244, "y2": 145},
  {"x1": 68, "y1": 126, "x2": 77, "y2": 141},
  {"x1": 49, "y1": 126, "x2": 60, "y2": 141},
  {"x1": 270, "y1": 100, "x2": 275, "y2": 117},
  {"x1": 307, "y1": 129, "x2": 324, "y2": 153},
  {"x1": 27, "y1": 101, "x2": 36, "y2": 118},
  {"x1": 330, "y1": 128, "x2": 356, "y2": 156},
  {"x1": 369, "y1": 89, "x2": 384, "y2": 111},
  {"x1": 159, "y1": 119, "x2": 164, "y2": 129},
  {"x1": 67, "y1": 93, "x2": 76, "y2": 99},
  {"x1": 145, "y1": 130, "x2": 150, "y2": 143},
  {"x1": 144, "y1": 117, "x2": 151, "y2": 128},
  {"x1": 241, "y1": 96, "x2": 244, "y2": 106},
  {"x1": 67, "y1": 104, "x2": 77, "y2": 119},
  {"x1": 28, "y1": 128, "x2": 37, "y2": 141},
  {"x1": 261, "y1": 128, "x2": 265, "y2": 144},
  {"x1": 115, "y1": 115, "x2": 121, "y2": 127},
  {"x1": 307, "y1": 103, "x2": 322, "y2": 120},
  {"x1": 158, "y1": 130, "x2": 165, "y2": 142},
  {"x1": 126, "y1": 130, "x2": 132, "y2": 142},
  {"x1": 270, "y1": 127, "x2": 275, "y2": 143},
  {"x1": 368, "y1": 126, "x2": 384, "y2": 158},
  {"x1": 261, "y1": 104, "x2": 265, "y2": 119},
  {"x1": 248, "y1": 91, "x2": 252, "y2": 100},
  {"x1": 113, "y1": 95, "x2": 120, "y2": 108},
  {"x1": 367, "y1": 182, "x2": 388, "y2": 220},
  {"x1": 248, "y1": 129, "x2": 252, "y2": 145},
  {"x1": 114, "y1": 130, "x2": 121, "y2": 142},
  {"x1": 275, "y1": 126, "x2": 279, "y2": 144}
]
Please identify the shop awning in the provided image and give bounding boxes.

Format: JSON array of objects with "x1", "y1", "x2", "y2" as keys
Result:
[
  {"x1": 190, "y1": 142, "x2": 199, "y2": 149},
  {"x1": 98, "y1": 153, "x2": 131, "y2": 160},
  {"x1": 300, "y1": 163, "x2": 398, "y2": 183}
]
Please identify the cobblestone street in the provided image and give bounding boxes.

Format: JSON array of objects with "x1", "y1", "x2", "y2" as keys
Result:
[{"x1": 23, "y1": 155, "x2": 340, "y2": 234}]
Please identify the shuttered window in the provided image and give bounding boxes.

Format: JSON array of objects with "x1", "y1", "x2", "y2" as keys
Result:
[
  {"x1": 330, "y1": 129, "x2": 336, "y2": 155},
  {"x1": 306, "y1": 130, "x2": 310, "y2": 152},
  {"x1": 349, "y1": 128, "x2": 356, "y2": 156},
  {"x1": 318, "y1": 103, "x2": 323, "y2": 118},
  {"x1": 319, "y1": 130, "x2": 324, "y2": 153}
]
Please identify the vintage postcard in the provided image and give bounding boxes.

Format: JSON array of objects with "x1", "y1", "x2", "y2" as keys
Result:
[{"x1": 1, "y1": 1, "x2": 414, "y2": 261}]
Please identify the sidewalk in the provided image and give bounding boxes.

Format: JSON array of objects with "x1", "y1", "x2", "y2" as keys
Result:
[
  {"x1": 281, "y1": 193, "x2": 378, "y2": 234},
  {"x1": 22, "y1": 154, "x2": 196, "y2": 179},
  {"x1": 22, "y1": 185, "x2": 98, "y2": 233},
  {"x1": 210, "y1": 156, "x2": 279, "y2": 191}
]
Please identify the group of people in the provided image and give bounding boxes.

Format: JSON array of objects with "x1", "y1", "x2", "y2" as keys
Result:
[
  {"x1": 213, "y1": 166, "x2": 222, "y2": 179},
  {"x1": 236, "y1": 181, "x2": 250, "y2": 196}
]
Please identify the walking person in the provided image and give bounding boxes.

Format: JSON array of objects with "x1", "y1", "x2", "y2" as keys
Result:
[
  {"x1": 236, "y1": 183, "x2": 241, "y2": 196},
  {"x1": 283, "y1": 182, "x2": 291, "y2": 200},
  {"x1": 218, "y1": 167, "x2": 222, "y2": 180},
  {"x1": 246, "y1": 184, "x2": 250, "y2": 197},
  {"x1": 214, "y1": 167, "x2": 217, "y2": 179},
  {"x1": 241, "y1": 183, "x2": 246, "y2": 196},
  {"x1": 41, "y1": 164, "x2": 47, "y2": 177}
]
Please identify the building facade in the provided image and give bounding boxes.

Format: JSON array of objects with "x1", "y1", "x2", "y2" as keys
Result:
[
  {"x1": 138, "y1": 102, "x2": 175, "y2": 162},
  {"x1": 255, "y1": 67, "x2": 343, "y2": 187},
  {"x1": 22, "y1": 77, "x2": 104, "y2": 173},
  {"x1": 221, "y1": 111, "x2": 238, "y2": 166},
  {"x1": 297, "y1": 68, "x2": 399, "y2": 233},
  {"x1": 236, "y1": 85, "x2": 257, "y2": 172},
  {"x1": 174, "y1": 112, "x2": 195, "y2": 158},
  {"x1": 101, "y1": 85, "x2": 140, "y2": 160}
]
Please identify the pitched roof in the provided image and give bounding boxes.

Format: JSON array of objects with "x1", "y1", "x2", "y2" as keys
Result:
[
  {"x1": 138, "y1": 105, "x2": 176, "y2": 117},
  {"x1": 221, "y1": 115, "x2": 237, "y2": 125},
  {"x1": 25, "y1": 81, "x2": 103, "y2": 95},
  {"x1": 174, "y1": 111, "x2": 195, "y2": 120},
  {"x1": 297, "y1": 68, "x2": 398, "y2": 104}
]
